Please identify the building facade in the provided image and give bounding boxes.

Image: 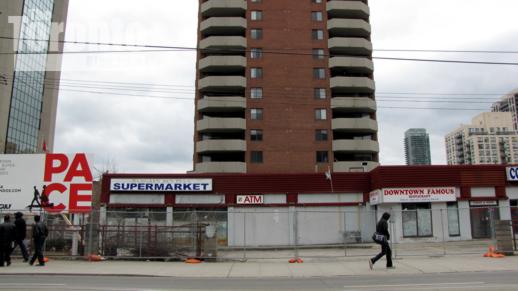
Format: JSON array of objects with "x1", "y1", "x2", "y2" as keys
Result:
[
  {"x1": 404, "y1": 128, "x2": 431, "y2": 165},
  {"x1": 193, "y1": 0, "x2": 378, "y2": 174},
  {"x1": 101, "y1": 165, "x2": 518, "y2": 245},
  {"x1": 445, "y1": 112, "x2": 518, "y2": 165},
  {"x1": 0, "y1": 0, "x2": 68, "y2": 154},
  {"x1": 492, "y1": 89, "x2": 518, "y2": 131}
]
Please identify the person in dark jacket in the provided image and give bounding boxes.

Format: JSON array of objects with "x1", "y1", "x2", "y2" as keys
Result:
[
  {"x1": 369, "y1": 212, "x2": 393, "y2": 269},
  {"x1": 29, "y1": 215, "x2": 48, "y2": 266},
  {"x1": 0, "y1": 215, "x2": 15, "y2": 267},
  {"x1": 12, "y1": 212, "x2": 29, "y2": 262}
]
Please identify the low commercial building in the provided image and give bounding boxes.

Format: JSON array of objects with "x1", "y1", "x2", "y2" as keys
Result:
[{"x1": 100, "y1": 165, "x2": 518, "y2": 245}]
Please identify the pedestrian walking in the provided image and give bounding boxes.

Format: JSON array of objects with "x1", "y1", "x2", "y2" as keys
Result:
[
  {"x1": 369, "y1": 212, "x2": 394, "y2": 269},
  {"x1": 29, "y1": 215, "x2": 48, "y2": 266},
  {"x1": 0, "y1": 215, "x2": 15, "y2": 267},
  {"x1": 12, "y1": 212, "x2": 29, "y2": 262}
]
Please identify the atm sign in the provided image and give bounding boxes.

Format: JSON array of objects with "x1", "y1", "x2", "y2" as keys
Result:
[{"x1": 237, "y1": 195, "x2": 264, "y2": 205}]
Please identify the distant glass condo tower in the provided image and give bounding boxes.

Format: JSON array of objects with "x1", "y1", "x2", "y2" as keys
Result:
[
  {"x1": 404, "y1": 128, "x2": 431, "y2": 165},
  {"x1": 0, "y1": 0, "x2": 69, "y2": 154}
]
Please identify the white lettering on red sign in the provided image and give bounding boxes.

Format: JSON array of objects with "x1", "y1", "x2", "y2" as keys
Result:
[{"x1": 236, "y1": 195, "x2": 264, "y2": 205}]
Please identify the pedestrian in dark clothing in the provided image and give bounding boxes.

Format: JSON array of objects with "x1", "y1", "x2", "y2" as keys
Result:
[
  {"x1": 369, "y1": 212, "x2": 394, "y2": 269},
  {"x1": 0, "y1": 215, "x2": 15, "y2": 267},
  {"x1": 29, "y1": 215, "x2": 48, "y2": 266},
  {"x1": 12, "y1": 212, "x2": 29, "y2": 262}
]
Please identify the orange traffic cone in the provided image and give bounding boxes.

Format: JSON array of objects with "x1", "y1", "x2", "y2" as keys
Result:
[
  {"x1": 88, "y1": 254, "x2": 105, "y2": 261},
  {"x1": 484, "y1": 246, "x2": 506, "y2": 258},
  {"x1": 483, "y1": 246, "x2": 494, "y2": 257}
]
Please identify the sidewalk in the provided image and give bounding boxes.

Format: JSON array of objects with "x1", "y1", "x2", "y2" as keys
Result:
[{"x1": 1, "y1": 254, "x2": 517, "y2": 278}]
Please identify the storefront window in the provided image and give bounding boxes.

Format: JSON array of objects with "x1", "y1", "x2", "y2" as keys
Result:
[
  {"x1": 402, "y1": 203, "x2": 432, "y2": 237},
  {"x1": 447, "y1": 202, "x2": 460, "y2": 236}
]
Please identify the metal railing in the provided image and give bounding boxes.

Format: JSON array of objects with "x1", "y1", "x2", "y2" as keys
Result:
[{"x1": 2, "y1": 206, "x2": 516, "y2": 261}]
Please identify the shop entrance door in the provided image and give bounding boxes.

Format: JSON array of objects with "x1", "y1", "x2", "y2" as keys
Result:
[{"x1": 470, "y1": 206, "x2": 499, "y2": 239}]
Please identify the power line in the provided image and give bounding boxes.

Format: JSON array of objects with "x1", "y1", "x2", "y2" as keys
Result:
[
  {"x1": 374, "y1": 49, "x2": 518, "y2": 54},
  {"x1": 2, "y1": 72, "x2": 513, "y2": 98},
  {"x1": 2, "y1": 36, "x2": 518, "y2": 65},
  {"x1": 4, "y1": 67, "x2": 488, "y2": 112}
]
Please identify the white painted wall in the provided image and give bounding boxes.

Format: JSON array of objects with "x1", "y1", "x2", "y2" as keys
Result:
[
  {"x1": 506, "y1": 187, "x2": 518, "y2": 199},
  {"x1": 227, "y1": 207, "x2": 293, "y2": 246},
  {"x1": 499, "y1": 199, "x2": 511, "y2": 220},
  {"x1": 471, "y1": 187, "x2": 496, "y2": 197},
  {"x1": 458, "y1": 201, "x2": 473, "y2": 240},
  {"x1": 227, "y1": 206, "x2": 366, "y2": 246},
  {"x1": 109, "y1": 194, "x2": 164, "y2": 204}
]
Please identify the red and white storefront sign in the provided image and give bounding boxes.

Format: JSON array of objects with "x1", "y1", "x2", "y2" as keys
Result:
[
  {"x1": 236, "y1": 195, "x2": 264, "y2": 205},
  {"x1": 370, "y1": 187, "x2": 457, "y2": 205}
]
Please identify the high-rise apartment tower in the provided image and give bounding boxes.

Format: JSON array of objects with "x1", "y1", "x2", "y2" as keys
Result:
[
  {"x1": 0, "y1": 0, "x2": 68, "y2": 154},
  {"x1": 491, "y1": 89, "x2": 518, "y2": 131},
  {"x1": 404, "y1": 128, "x2": 431, "y2": 165},
  {"x1": 194, "y1": 0, "x2": 378, "y2": 173},
  {"x1": 445, "y1": 112, "x2": 518, "y2": 165}
]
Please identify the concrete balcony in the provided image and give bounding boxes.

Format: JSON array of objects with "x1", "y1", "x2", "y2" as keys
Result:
[
  {"x1": 198, "y1": 96, "x2": 246, "y2": 112},
  {"x1": 199, "y1": 56, "x2": 246, "y2": 73},
  {"x1": 198, "y1": 76, "x2": 246, "y2": 91},
  {"x1": 327, "y1": 19, "x2": 371, "y2": 38},
  {"x1": 333, "y1": 140, "x2": 379, "y2": 153},
  {"x1": 200, "y1": 17, "x2": 247, "y2": 36},
  {"x1": 201, "y1": 0, "x2": 247, "y2": 17},
  {"x1": 328, "y1": 37, "x2": 372, "y2": 55},
  {"x1": 327, "y1": 0, "x2": 370, "y2": 19},
  {"x1": 333, "y1": 161, "x2": 379, "y2": 172},
  {"x1": 331, "y1": 97, "x2": 376, "y2": 112},
  {"x1": 330, "y1": 77, "x2": 375, "y2": 93},
  {"x1": 195, "y1": 162, "x2": 246, "y2": 173},
  {"x1": 196, "y1": 139, "x2": 246, "y2": 153},
  {"x1": 197, "y1": 117, "x2": 246, "y2": 132},
  {"x1": 332, "y1": 117, "x2": 378, "y2": 132},
  {"x1": 329, "y1": 57, "x2": 373, "y2": 73},
  {"x1": 199, "y1": 36, "x2": 246, "y2": 50}
]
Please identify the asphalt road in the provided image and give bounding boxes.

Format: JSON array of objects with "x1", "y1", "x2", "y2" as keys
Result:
[{"x1": 1, "y1": 271, "x2": 518, "y2": 290}]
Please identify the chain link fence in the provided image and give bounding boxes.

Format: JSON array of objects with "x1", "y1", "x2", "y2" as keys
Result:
[{"x1": 1, "y1": 206, "x2": 516, "y2": 261}]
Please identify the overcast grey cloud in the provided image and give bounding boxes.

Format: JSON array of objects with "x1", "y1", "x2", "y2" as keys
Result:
[{"x1": 54, "y1": 0, "x2": 518, "y2": 173}]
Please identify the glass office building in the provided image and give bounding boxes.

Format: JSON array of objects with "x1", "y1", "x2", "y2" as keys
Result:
[{"x1": 0, "y1": 0, "x2": 68, "y2": 154}]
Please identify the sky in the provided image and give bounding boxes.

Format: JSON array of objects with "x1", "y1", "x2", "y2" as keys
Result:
[{"x1": 54, "y1": 0, "x2": 518, "y2": 175}]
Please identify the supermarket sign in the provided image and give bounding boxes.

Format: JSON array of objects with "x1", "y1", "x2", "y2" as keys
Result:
[
  {"x1": 0, "y1": 153, "x2": 93, "y2": 213},
  {"x1": 369, "y1": 187, "x2": 457, "y2": 205},
  {"x1": 110, "y1": 178, "x2": 213, "y2": 192}
]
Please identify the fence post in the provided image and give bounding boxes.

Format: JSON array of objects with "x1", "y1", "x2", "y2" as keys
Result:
[
  {"x1": 490, "y1": 207, "x2": 497, "y2": 248},
  {"x1": 440, "y1": 208, "x2": 446, "y2": 256},
  {"x1": 243, "y1": 210, "x2": 247, "y2": 261},
  {"x1": 389, "y1": 211, "x2": 396, "y2": 259},
  {"x1": 86, "y1": 212, "x2": 94, "y2": 256},
  {"x1": 294, "y1": 209, "x2": 299, "y2": 260},
  {"x1": 343, "y1": 209, "x2": 347, "y2": 257}
]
